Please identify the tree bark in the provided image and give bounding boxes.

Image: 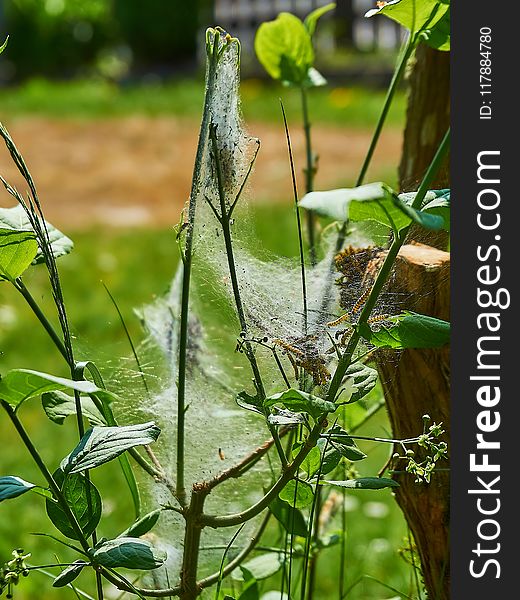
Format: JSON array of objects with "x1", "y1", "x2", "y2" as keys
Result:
[
  {"x1": 400, "y1": 43, "x2": 450, "y2": 249},
  {"x1": 368, "y1": 243, "x2": 450, "y2": 600}
]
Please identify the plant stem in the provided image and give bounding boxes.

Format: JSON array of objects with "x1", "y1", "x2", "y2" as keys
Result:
[
  {"x1": 281, "y1": 101, "x2": 308, "y2": 336},
  {"x1": 14, "y1": 278, "x2": 68, "y2": 362},
  {"x1": 176, "y1": 31, "x2": 220, "y2": 504},
  {"x1": 1, "y1": 400, "x2": 91, "y2": 554},
  {"x1": 209, "y1": 124, "x2": 287, "y2": 466},
  {"x1": 300, "y1": 86, "x2": 317, "y2": 265},
  {"x1": 202, "y1": 420, "x2": 325, "y2": 528}
]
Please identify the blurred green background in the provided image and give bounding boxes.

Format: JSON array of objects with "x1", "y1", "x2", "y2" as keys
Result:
[{"x1": 0, "y1": 1, "x2": 417, "y2": 599}]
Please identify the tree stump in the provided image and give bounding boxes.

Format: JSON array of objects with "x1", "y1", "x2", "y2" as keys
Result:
[{"x1": 367, "y1": 243, "x2": 450, "y2": 600}]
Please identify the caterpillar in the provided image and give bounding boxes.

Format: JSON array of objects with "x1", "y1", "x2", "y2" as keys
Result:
[{"x1": 351, "y1": 286, "x2": 372, "y2": 315}]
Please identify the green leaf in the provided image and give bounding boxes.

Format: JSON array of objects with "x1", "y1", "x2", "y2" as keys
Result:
[
  {"x1": 0, "y1": 205, "x2": 73, "y2": 264},
  {"x1": 46, "y1": 469, "x2": 102, "y2": 540},
  {"x1": 300, "y1": 182, "x2": 409, "y2": 231},
  {"x1": 52, "y1": 560, "x2": 88, "y2": 588},
  {"x1": 92, "y1": 537, "x2": 166, "y2": 570},
  {"x1": 0, "y1": 369, "x2": 103, "y2": 409},
  {"x1": 269, "y1": 497, "x2": 308, "y2": 537},
  {"x1": 264, "y1": 389, "x2": 336, "y2": 419},
  {"x1": 424, "y1": 7, "x2": 450, "y2": 50},
  {"x1": 316, "y1": 439, "x2": 342, "y2": 475},
  {"x1": 0, "y1": 476, "x2": 35, "y2": 502},
  {"x1": 238, "y1": 568, "x2": 259, "y2": 600},
  {"x1": 323, "y1": 425, "x2": 367, "y2": 462},
  {"x1": 358, "y1": 311, "x2": 450, "y2": 349},
  {"x1": 232, "y1": 553, "x2": 283, "y2": 582},
  {"x1": 268, "y1": 409, "x2": 305, "y2": 426},
  {"x1": 120, "y1": 509, "x2": 162, "y2": 538},
  {"x1": 255, "y1": 13, "x2": 314, "y2": 85},
  {"x1": 342, "y1": 362, "x2": 378, "y2": 404},
  {"x1": 279, "y1": 479, "x2": 314, "y2": 509},
  {"x1": 0, "y1": 36, "x2": 8, "y2": 55},
  {"x1": 42, "y1": 391, "x2": 106, "y2": 426},
  {"x1": 61, "y1": 422, "x2": 160, "y2": 474},
  {"x1": 398, "y1": 188, "x2": 450, "y2": 231},
  {"x1": 304, "y1": 3, "x2": 336, "y2": 36},
  {"x1": 236, "y1": 390, "x2": 264, "y2": 415},
  {"x1": 0, "y1": 228, "x2": 38, "y2": 282},
  {"x1": 292, "y1": 442, "x2": 321, "y2": 478},
  {"x1": 320, "y1": 477, "x2": 399, "y2": 490},
  {"x1": 365, "y1": 0, "x2": 449, "y2": 35}
]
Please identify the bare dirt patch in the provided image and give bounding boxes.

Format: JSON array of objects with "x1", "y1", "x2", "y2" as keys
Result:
[{"x1": 0, "y1": 116, "x2": 402, "y2": 229}]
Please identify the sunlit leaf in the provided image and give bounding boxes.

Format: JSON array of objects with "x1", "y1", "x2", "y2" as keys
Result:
[
  {"x1": 0, "y1": 205, "x2": 73, "y2": 264},
  {"x1": 120, "y1": 508, "x2": 162, "y2": 538},
  {"x1": 365, "y1": 0, "x2": 449, "y2": 35},
  {"x1": 0, "y1": 228, "x2": 38, "y2": 282},
  {"x1": 42, "y1": 391, "x2": 106, "y2": 427},
  {"x1": 232, "y1": 553, "x2": 283, "y2": 581},
  {"x1": 279, "y1": 479, "x2": 314, "y2": 508},
  {"x1": 255, "y1": 13, "x2": 314, "y2": 85},
  {"x1": 358, "y1": 311, "x2": 450, "y2": 349}
]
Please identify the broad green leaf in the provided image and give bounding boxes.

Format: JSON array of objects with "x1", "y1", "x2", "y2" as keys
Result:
[
  {"x1": 323, "y1": 424, "x2": 367, "y2": 462},
  {"x1": 92, "y1": 537, "x2": 166, "y2": 570},
  {"x1": 238, "y1": 568, "x2": 259, "y2": 600},
  {"x1": 292, "y1": 442, "x2": 321, "y2": 478},
  {"x1": 301, "y1": 184, "x2": 450, "y2": 231},
  {"x1": 316, "y1": 439, "x2": 342, "y2": 475},
  {"x1": 304, "y1": 3, "x2": 336, "y2": 36},
  {"x1": 399, "y1": 188, "x2": 450, "y2": 231},
  {"x1": 46, "y1": 469, "x2": 102, "y2": 540},
  {"x1": 267, "y1": 409, "x2": 305, "y2": 426},
  {"x1": 0, "y1": 476, "x2": 35, "y2": 501},
  {"x1": 424, "y1": 7, "x2": 450, "y2": 50},
  {"x1": 232, "y1": 553, "x2": 283, "y2": 582},
  {"x1": 75, "y1": 362, "x2": 142, "y2": 519},
  {"x1": 342, "y1": 362, "x2": 378, "y2": 404},
  {"x1": 255, "y1": 13, "x2": 314, "y2": 85},
  {"x1": 61, "y1": 422, "x2": 160, "y2": 474},
  {"x1": 269, "y1": 497, "x2": 308, "y2": 537},
  {"x1": 279, "y1": 479, "x2": 314, "y2": 509},
  {"x1": 42, "y1": 391, "x2": 106, "y2": 426},
  {"x1": 0, "y1": 205, "x2": 73, "y2": 264},
  {"x1": 365, "y1": 0, "x2": 449, "y2": 35},
  {"x1": 0, "y1": 369, "x2": 102, "y2": 409},
  {"x1": 120, "y1": 508, "x2": 162, "y2": 538},
  {"x1": 358, "y1": 311, "x2": 450, "y2": 349},
  {"x1": 264, "y1": 389, "x2": 336, "y2": 419},
  {"x1": 320, "y1": 477, "x2": 399, "y2": 490},
  {"x1": 236, "y1": 390, "x2": 264, "y2": 415},
  {"x1": 300, "y1": 182, "x2": 409, "y2": 231},
  {"x1": 0, "y1": 228, "x2": 38, "y2": 282},
  {"x1": 52, "y1": 560, "x2": 88, "y2": 588}
]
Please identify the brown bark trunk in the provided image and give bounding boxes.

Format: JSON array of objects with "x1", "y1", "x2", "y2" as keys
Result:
[
  {"x1": 400, "y1": 44, "x2": 450, "y2": 249},
  {"x1": 369, "y1": 243, "x2": 450, "y2": 600}
]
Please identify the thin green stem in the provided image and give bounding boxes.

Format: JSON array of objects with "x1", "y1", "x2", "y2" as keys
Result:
[
  {"x1": 176, "y1": 31, "x2": 221, "y2": 504},
  {"x1": 281, "y1": 100, "x2": 308, "y2": 336},
  {"x1": 300, "y1": 86, "x2": 317, "y2": 265},
  {"x1": 14, "y1": 278, "x2": 68, "y2": 362},
  {"x1": 209, "y1": 123, "x2": 287, "y2": 467}
]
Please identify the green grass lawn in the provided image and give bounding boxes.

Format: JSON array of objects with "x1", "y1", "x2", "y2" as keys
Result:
[
  {"x1": 0, "y1": 203, "x2": 418, "y2": 599},
  {"x1": 0, "y1": 77, "x2": 406, "y2": 128}
]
